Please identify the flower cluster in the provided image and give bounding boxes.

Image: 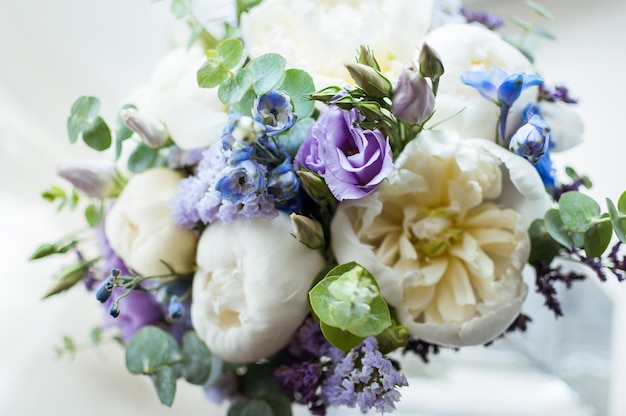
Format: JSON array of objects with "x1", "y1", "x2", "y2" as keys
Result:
[{"x1": 32, "y1": 1, "x2": 626, "y2": 415}]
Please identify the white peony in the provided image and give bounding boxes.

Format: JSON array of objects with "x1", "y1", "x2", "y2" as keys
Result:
[
  {"x1": 331, "y1": 130, "x2": 551, "y2": 347},
  {"x1": 424, "y1": 24, "x2": 537, "y2": 141},
  {"x1": 191, "y1": 214, "x2": 326, "y2": 364},
  {"x1": 105, "y1": 168, "x2": 197, "y2": 276},
  {"x1": 126, "y1": 47, "x2": 228, "y2": 150},
  {"x1": 240, "y1": 0, "x2": 434, "y2": 88}
]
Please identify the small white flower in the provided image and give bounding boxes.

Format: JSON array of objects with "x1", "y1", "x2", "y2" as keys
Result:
[
  {"x1": 191, "y1": 214, "x2": 326, "y2": 364},
  {"x1": 104, "y1": 168, "x2": 197, "y2": 276},
  {"x1": 331, "y1": 130, "x2": 550, "y2": 347},
  {"x1": 423, "y1": 24, "x2": 536, "y2": 141}
]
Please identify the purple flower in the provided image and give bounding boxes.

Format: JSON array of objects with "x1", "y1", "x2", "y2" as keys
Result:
[
  {"x1": 295, "y1": 106, "x2": 394, "y2": 201},
  {"x1": 392, "y1": 65, "x2": 435, "y2": 125},
  {"x1": 461, "y1": 8, "x2": 504, "y2": 30}
]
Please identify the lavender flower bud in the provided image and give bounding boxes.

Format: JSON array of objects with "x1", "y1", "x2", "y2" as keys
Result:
[
  {"x1": 57, "y1": 159, "x2": 124, "y2": 198},
  {"x1": 392, "y1": 65, "x2": 436, "y2": 125},
  {"x1": 290, "y1": 213, "x2": 325, "y2": 249},
  {"x1": 120, "y1": 108, "x2": 169, "y2": 148},
  {"x1": 345, "y1": 62, "x2": 393, "y2": 98},
  {"x1": 356, "y1": 45, "x2": 380, "y2": 71}
]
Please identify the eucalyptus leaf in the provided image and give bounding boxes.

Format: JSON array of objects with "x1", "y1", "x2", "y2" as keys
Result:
[
  {"x1": 170, "y1": 0, "x2": 197, "y2": 19},
  {"x1": 248, "y1": 53, "x2": 286, "y2": 95},
  {"x1": 257, "y1": 391, "x2": 293, "y2": 416},
  {"x1": 607, "y1": 198, "x2": 626, "y2": 243},
  {"x1": 125, "y1": 326, "x2": 181, "y2": 375},
  {"x1": 528, "y1": 218, "x2": 560, "y2": 265},
  {"x1": 584, "y1": 217, "x2": 612, "y2": 258},
  {"x1": 526, "y1": 0, "x2": 553, "y2": 20},
  {"x1": 544, "y1": 208, "x2": 572, "y2": 248},
  {"x1": 150, "y1": 366, "x2": 177, "y2": 406},
  {"x1": 197, "y1": 57, "x2": 230, "y2": 88},
  {"x1": 218, "y1": 67, "x2": 255, "y2": 105},
  {"x1": 127, "y1": 143, "x2": 159, "y2": 173},
  {"x1": 228, "y1": 401, "x2": 248, "y2": 416},
  {"x1": 230, "y1": 88, "x2": 257, "y2": 116},
  {"x1": 531, "y1": 25, "x2": 556, "y2": 40},
  {"x1": 348, "y1": 295, "x2": 391, "y2": 338},
  {"x1": 618, "y1": 190, "x2": 626, "y2": 213},
  {"x1": 279, "y1": 118, "x2": 314, "y2": 158},
  {"x1": 67, "y1": 96, "x2": 100, "y2": 143},
  {"x1": 558, "y1": 191, "x2": 601, "y2": 233},
  {"x1": 181, "y1": 331, "x2": 212, "y2": 385},
  {"x1": 320, "y1": 321, "x2": 364, "y2": 352},
  {"x1": 241, "y1": 400, "x2": 275, "y2": 416},
  {"x1": 278, "y1": 69, "x2": 315, "y2": 119},
  {"x1": 217, "y1": 38, "x2": 247, "y2": 70},
  {"x1": 85, "y1": 202, "x2": 104, "y2": 227},
  {"x1": 507, "y1": 15, "x2": 533, "y2": 31},
  {"x1": 82, "y1": 116, "x2": 112, "y2": 151}
]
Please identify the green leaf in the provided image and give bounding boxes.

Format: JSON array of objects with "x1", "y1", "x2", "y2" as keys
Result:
[
  {"x1": 43, "y1": 258, "x2": 99, "y2": 299},
  {"x1": 41, "y1": 185, "x2": 66, "y2": 202},
  {"x1": 29, "y1": 243, "x2": 60, "y2": 260},
  {"x1": 544, "y1": 208, "x2": 572, "y2": 248},
  {"x1": 348, "y1": 295, "x2": 391, "y2": 338},
  {"x1": 528, "y1": 218, "x2": 561, "y2": 265},
  {"x1": 82, "y1": 116, "x2": 112, "y2": 151},
  {"x1": 241, "y1": 400, "x2": 274, "y2": 416},
  {"x1": 558, "y1": 191, "x2": 601, "y2": 233},
  {"x1": 531, "y1": 25, "x2": 556, "y2": 40},
  {"x1": 257, "y1": 391, "x2": 293, "y2": 416},
  {"x1": 150, "y1": 366, "x2": 177, "y2": 406},
  {"x1": 67, "y1": 96, "x2": 100, "y2": 143},
  {"x1": 607, "y1": 198, "x2": 626, "y2": 243},
  {"x1": 228, "y1": 401, "x2": 248, "y2": 416},
  {"x1": 126, "y1": 326, "x2": 181, "y2": 375},
  {"x1": 63, "y1": 335, "x2": 76, "y2": 354},
  {"x1": 197, "y1": 56, "x2": 231, "y2": 88},
  {"x1": 248, "y1": 53, "x2": 286, "y2": 95},
  {"x1": 85, "y1": 202, "x2": 104, "y2": 227},
  {"x1": 181, "y1": 331, "x2": 212, "y2": 385},
  {"x1": 170, "y1": 0, "x2": 196, "y2": 18},
  {"x1": 217, "y1": 38, "x2": 247, "y2": 70},
  {"x1": 279, "y1": 118, "x2": 313, "y2": 158},
  {"x1": 508, "y1": 15, "x2": 534, "y2": 31},
  {"x1": 279, "y1": 69, "x2": 315, "y2": 119},
  {"x1": 526, "y1": 1, "x2": 553, "y2": 20},
  {"x1": 218, "y1": 67, "x2": 255, "y2": 105},
  {"x1": 90, "y1": 327, "x2": 103, "y2": 345},
  {"x1": 115, "y1": 104, "x2": 137, "y2": 159},
  {"x1": 584, "y1": 217, "x2": 612, "y2": 258},
  {"x1": 127, "y1": 143, "x2": 159, "y2": 173},
  {"x1": 320, "y1": 321, "x2": 364, "y2": 352},
  {"x1": 618, "y1": 190, "x2": 626, "y2": 214},
  {"x1": 230, "y1": 88, "x2": 257, "y2": 116}
]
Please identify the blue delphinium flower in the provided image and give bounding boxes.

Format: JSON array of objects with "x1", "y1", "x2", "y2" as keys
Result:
[
  {"x1": 215, "y1": 153, "x2": 267, "y2": 204},
  {"x1": 267, "y1": 156, "x2": 300, "y2": 203},
  {"x1": 509, "y1": 104, "x2": 551, "y2": 164},
  {"x1": 252, "y1": 91, "x2": 296, "y2": 137},
  {"x1": 461, "y1": 66, "x2": 543, "y2": 144},
  {"x1": 322, "y1": 337, "x2": 408, "y2": 413}
]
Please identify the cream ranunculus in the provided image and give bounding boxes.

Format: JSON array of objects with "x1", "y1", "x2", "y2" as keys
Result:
[
  {"x1": 240, "y1": 0, "x2": 434, "y2": 88},
  {"x1": 191, "y1": 214, "x2": 326, "y2": 364},
  {"x1": 424, "y1": 23, "x2": 537, "y2": 141},
  {"x1": 331, "y1": 130, "x2": 551, "y2": 347},
  {"x1": 104, "y1": 168, "x2": 197, "y2": 276},
  {"x1": 126, "y1": 47, "x2": 228, "y2": 150}
]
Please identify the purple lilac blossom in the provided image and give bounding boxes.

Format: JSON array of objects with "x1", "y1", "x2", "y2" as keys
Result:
[
  {"x1": 461, "y1": 8, "x2": 504, "y2": 30},
  {"x1": 252, "y1": 91, "x2": 297, "y2": 136},
  {"x1": 275, "y1": 362, "x2": 324, "y2": 408},
  {"x1": 294, "y1": 106, "x2": 394, "y2": 201},
  {"x1": 287, "y1": 317, "x2": 334, "y2": 359},
  {"x1": 539, "y1": 84, "x2": 579, "y2": 104},
  {"x1": 321, "y1": 337, "x2": 408, "y2": 413}
]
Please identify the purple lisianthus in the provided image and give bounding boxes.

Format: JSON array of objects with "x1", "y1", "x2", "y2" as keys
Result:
[{"x1": 295, "y1": 106, "x2": 394, "y2": 201}]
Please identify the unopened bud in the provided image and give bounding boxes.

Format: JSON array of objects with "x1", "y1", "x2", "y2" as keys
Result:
[
  {"x1": 296, "y1": 170, "x2": 337, "y2": 207},
  {"x1": 168, "y1": 296, "x2": 184, "y2": 321},
  {"x1": 57, "y1": 159, "x2": 124, "y2": 198},
  {"x1": 290, "y1": 213, "x2": 325, "y2": 249},
  {"x1": 120, "y1": 108, "x2": 169, "y2": 148},
  {"x1": 392, "y1": 65, "x2": 436, "y2": 125},
  {"x1": 109, "y1": 302, "x2": 120, "y2": 318},
  {"x1": 345, "y1": 62, "x2": 393, "y2": 98},
  {"x1": 509, "y1": 114, "x2": 551, "y2": 164},
  {"x1": 418, "y1": 43, "x2": 444, "y2": 81},
  {"x1": 96, "y1": 277, "x2": 114, "y2": 303},
  {"x1": 356, "y1": 45, "x2": 380, "y2": 71}
]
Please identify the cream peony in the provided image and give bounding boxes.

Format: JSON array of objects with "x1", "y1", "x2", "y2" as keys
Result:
[
  {"x1": 240, "y1": 0, "x2": 434, "y2": 88},
  {"x1": 105, "y1": 168, "x2": 197, "y2": 276},
  {"x1": 191, "y1": 214, "x2": 326, "y2": 364},
  {"x1": 331, "y1": 130, "x2": 551, "y2": 347},
  {"x1": 126, "y1": 47, "x2": 228, "y2": 150},
  {"x1": 424, "y1": 23, "x2": 537, "y2": 141}
]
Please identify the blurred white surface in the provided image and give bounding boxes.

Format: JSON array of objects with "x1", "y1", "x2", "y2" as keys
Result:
[{"x1": 1, "y1": 0, "x2": 625, "y2": 415}]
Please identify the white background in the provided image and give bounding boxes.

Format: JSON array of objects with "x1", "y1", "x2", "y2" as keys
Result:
[{"x1": 1, "y1": 0, "x2": 625, "y2": 415}]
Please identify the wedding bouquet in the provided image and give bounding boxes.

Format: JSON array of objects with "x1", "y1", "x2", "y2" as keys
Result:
[{"x1": 32, "y1": 0, "x2": 626, "y2": 414}]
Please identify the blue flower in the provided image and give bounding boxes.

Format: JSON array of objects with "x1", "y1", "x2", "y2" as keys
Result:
[
  {"x1": 509, "y1": 106, "x2": 551, "y2": 164},
  {"x1": 215, "y1": 156, "x2": 267, "y2": 205},
  {"x1": 252, "y1": 91, "x2": 296, "y2": 136},
  {"x1": 267, "y1": 157, "x2": 300, "y2": 203}
]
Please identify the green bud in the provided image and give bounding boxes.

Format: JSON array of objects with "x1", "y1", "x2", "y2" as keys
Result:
[
  {"x1": 356, "y1": 45, "x2": 380, "y2": 71},
  {"x1": 290, "y1": 213, "x2": 325, "y2": 249},
  {"x1": 296, "y1": 170, "x2": 337, "y2": 208},
  {"x1": 309, "y1": 86, "x2": 343, "y2": 103},
  {"x1": 345, "y1": 62, "x2": 393, "y2": 98},
  {"x1": 376, "y1": 321, "x2": 409, "y2": 354},
  {"x1": 328, "y1": 266, "x2": 378, "y2": 305},
  {"x1": 418, "y1": 43, "x2": 445, "y2": 80}
]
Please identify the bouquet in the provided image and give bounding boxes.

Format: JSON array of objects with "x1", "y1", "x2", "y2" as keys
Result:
[{"x1": 32, "y1": 0, "x2": 626, "y2": 414}]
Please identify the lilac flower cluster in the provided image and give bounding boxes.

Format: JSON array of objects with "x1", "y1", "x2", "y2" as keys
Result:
[
  {"x1": 461, "y1": 8, "x2": 504, "y2": 30},
  {"x1": 171, "y1": 93, "x2": 300, "y2": 228}
]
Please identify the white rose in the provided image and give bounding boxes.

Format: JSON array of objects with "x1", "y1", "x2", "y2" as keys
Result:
[
  {"x1": 424, "y1": 24, "x2": 537, "y2": 141},
  {"x1": 331, "y1": 130, "x2": 551, "y2": 347},
  {"x1": 191, "y1": 214, "x2": 326, "y2": 364},
  {"x1": 538, "y1": 101, "x2": 584, "y2": 152},
  {"x1": 126, "y1": 47, "x2": 228, "y2": 150},
  {"x1": 240, "y1": 0, "x2": 434, "y2": 88},
  {"x1": 105, "y1": 168, "x2": 197, "y2": 276}
]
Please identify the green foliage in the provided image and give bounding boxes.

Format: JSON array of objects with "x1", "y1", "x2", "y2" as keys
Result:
[
  {"x1": 278, "y1": 69, "x2": 316, "y2": 119},
  {"x1": 608, "y1": 191, "x2": 626, "y2": 243},
  {"x1": 42, "y1": 258, "x2": 99, "y2": 299},
  {"x1": 309, "y1": 262, "x2": 392, "y2": 351},
  {"x1": 197, "y1": 39, "x2": 247, "y2": 88},
  {"x1": 180, "y1": 331, "x2": 212, "y2": 385},
  {"x1": 41, "y1": 185, "x2": 79, "y2": 211},
  {"x1": 558, "y1": 192, "x2": 600, "y2": 233},
  {"x1": 29, "y1": 238, "x2": 77, "y2": 260},
  {"x1": 67, "y1": 96, "x2": 112, "y2": 151},
  {"x1": 219, "y1": 67, "x2": 255, "y2": 105},
  {"x1": 115, "y1": 104, "x2": 137, "y2": 159},
  {"x1": 279, "y1": 117, "x2": 313, "y2": 158},
  {"x1": 127, "y1": 143, "x2": 160, "y2": 173},
  {"x1": 85, "y1": 201, "x2": 105, "y2": 227},
  {"x1": 528, "y1": 218, "x2": 560, "y2": 265},
  {"x1": 504, "y1": 1, "x2": 554, "y2": 63},
  {"x1": 248, "y1": 53, "x2": 286, "y2": 95}
]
